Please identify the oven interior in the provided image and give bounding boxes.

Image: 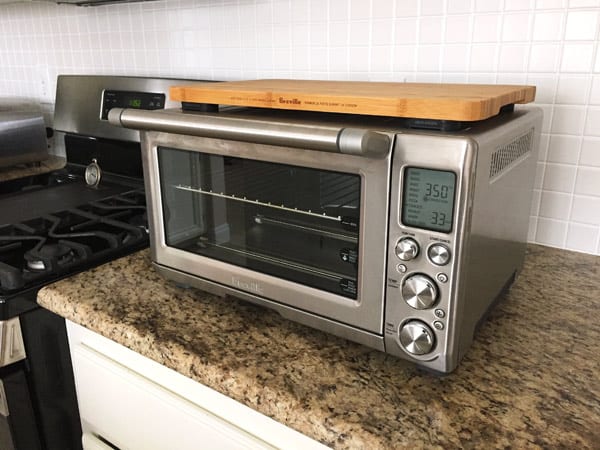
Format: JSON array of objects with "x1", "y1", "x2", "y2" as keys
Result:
[{"x1": 158, "y1": 147, "x2": 361, "y2": 299}]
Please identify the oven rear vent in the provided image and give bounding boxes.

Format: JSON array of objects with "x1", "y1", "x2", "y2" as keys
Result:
[{"x1": 489, "y1": 128, "x2": 534, "y2": 179}]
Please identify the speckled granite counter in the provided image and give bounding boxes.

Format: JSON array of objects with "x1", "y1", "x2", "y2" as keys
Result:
[
  {"x1": 38, "y1": 244, "x2": 600, "y2": 449},
  {"x1": 0, "y1": 155, "x2": 65, "y2": 182}
]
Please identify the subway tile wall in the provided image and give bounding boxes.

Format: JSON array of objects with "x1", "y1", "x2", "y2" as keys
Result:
[{"x1": 0, "y1": 0, "x2": 599, "y2": 255}]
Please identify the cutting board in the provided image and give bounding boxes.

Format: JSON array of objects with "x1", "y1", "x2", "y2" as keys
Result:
[{"x1": 170, "y1": 80, "x2": 536, "y2": 122}]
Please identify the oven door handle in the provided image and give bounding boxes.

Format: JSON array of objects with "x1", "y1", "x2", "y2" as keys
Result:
[{"x1": 108, "y1": 108, "x2": 390, "y2": 157}]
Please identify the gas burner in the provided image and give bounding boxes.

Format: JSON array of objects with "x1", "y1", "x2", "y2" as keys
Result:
[
  {"x1": 26, "y1": 243, "x2": 75, "y2": 272},
  {"x1": 1, "y1": 188, "x2": 148, "y2": 294},
  {"x1": 128, "y1": 212, "x2": 148, "y2": 231}
]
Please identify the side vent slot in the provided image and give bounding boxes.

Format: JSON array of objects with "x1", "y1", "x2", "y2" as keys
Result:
[{"x1": 489, "y1": 128, "x2": 534, "y2": 180}]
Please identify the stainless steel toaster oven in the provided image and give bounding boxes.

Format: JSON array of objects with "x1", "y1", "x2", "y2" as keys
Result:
[{"x1": 110, "y1": 105, "x2": 542, "y2": 373}]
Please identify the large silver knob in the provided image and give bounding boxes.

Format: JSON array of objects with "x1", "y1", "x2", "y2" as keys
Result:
[
  {"x1": 402, "y1": 274, "x2": 438, "y2": 309},
  {"x1": 395, "y1": 237, "x2": 419, "y2": 261},
  {"x1": 399, "y1": 320, "x2": 435, "y2": 355}
]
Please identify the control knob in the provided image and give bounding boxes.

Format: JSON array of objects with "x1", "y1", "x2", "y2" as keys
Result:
[
  {"x1": 395, "y1": 238, "x2": 419, "y2": 261},
  {"x1": 428, "y1": 243, "x2": 451, "y2": 266},
  {"x1": 399, "y1": 320, "x2": 435, "y2": 355},
  {"x1": 401, "y1": 274, "x2": 438, "y2": 309}
]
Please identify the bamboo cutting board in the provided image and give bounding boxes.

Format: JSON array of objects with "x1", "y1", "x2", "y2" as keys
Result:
[{"x1": 170, "y1": 79, "x2": 536, "y2": 122}]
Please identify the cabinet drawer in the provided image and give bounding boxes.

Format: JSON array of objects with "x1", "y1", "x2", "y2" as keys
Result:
[{"x1": 67, "y1": 321, "x2": 326, "y2": 450}]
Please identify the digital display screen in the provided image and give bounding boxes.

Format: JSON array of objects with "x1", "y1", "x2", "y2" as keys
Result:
[
  {"x1": 101, "y1": 90, "x2": 166, "y2": 120},
  {"x1": 401, "y1": 167, "x2": 456, "y2": 233}
]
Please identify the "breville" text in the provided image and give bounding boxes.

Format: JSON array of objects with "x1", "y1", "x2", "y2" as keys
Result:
[
  {"x1": 231, "y1": 276, "x2": 264, "y2": 295},
  {"x1": 278, "y1": 97, "x2": 301, "y2": 105}
]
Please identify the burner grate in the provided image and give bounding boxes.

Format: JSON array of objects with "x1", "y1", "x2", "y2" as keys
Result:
[{"x1": 0, "y1": 189, "x2": 148, "y2": 293}]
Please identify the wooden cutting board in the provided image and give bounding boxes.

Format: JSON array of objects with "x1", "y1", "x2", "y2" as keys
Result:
[{"x1": 170, "y1": 79, "x2": 536, "y2": 122}]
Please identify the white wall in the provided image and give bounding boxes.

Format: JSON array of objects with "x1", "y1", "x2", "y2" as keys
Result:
[{"x1": 0, "y1": 0, "x2": 599, "y2": 255}]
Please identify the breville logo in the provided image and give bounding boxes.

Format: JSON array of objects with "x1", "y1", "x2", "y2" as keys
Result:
[
  {"x1": 278, "y1": 97, "x2": 301, "y2": 105},
  {"x1": 231, "y1": 276, "x2": 264, "y2": 295}
]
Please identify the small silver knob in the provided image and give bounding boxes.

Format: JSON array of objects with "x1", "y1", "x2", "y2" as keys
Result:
[
  {"x1": 402, "y1": 274, "x2": 438, "y2": 309},
  {"x1": 399, "y1": 320, "x2": 435, "y2": 355},
  {"x1": 428, "y1": 244, "x2": 451, "y2": 266},
  {"x1": 395, "y1": 238, "x2": 419, "y2": 261}
]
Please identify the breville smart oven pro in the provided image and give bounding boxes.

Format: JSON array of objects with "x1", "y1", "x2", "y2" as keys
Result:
[{"x1": 109, "y1": 104, "x2": 542, "y2": 373}]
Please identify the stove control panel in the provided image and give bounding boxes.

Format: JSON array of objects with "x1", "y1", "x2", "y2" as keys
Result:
[{"x1": 100, "y1": 90, "x2": 166, "y2": 120}]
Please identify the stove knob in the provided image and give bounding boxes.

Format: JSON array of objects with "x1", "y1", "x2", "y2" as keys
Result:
[
  {"x1": 399, "y1": 320, "x2": 435, "y2": 355},
  {"x1": 402, "y1": 274, "x2": 438, "y2": 309},
  {"x1": 395, "y1": 237, "x2": 419, "y2": 261},
  {"x1": 428, "y1": 243, "x2": 451, "y2": 266}
]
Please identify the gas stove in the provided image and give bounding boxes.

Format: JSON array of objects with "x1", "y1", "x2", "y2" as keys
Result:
[
  {"x1": 0, "y1": 186, "x2": 147, "y2": 294},
  {"x1": 0, "y1": 75, "x2": 212, "y2": 450}
]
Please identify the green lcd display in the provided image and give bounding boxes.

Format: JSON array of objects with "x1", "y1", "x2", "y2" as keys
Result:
[
  {"x1": 128, "y1": 98, "x2": 142, "y2": 108},
  {"x1": 401, "y1": 168, "x2": 456, "y2": 233}
]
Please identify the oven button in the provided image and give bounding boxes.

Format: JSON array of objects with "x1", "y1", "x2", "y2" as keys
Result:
[
  {"x1": 401, "y1": 274, "x2": 438, "y2": 309},
  {"x1": 399, "y1": 320, "x2": 435, "y2": 355},
  {"x1": 436, "y1": 273, "x2": 448, "y2": 283},
  {"x1": 428, "y1": 243, "x2": 451, "y2": 266},
  {"x1": 395, "y1": 237, "x2": 419, "y2": 261}
]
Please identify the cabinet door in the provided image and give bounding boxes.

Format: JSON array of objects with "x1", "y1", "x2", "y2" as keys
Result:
[{"x1": 67, "y1": 321, "x2": 327, "y2": 450}]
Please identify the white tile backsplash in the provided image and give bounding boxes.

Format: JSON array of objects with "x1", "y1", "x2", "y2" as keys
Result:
[
  {"x1": 536, "y1": 0, "x2": 568, "y2": 9},
  {"x1": 498, "y1": 44, "x2": 529, "y2": 72},
  {"x1": 536, "y1": 217, "x2": 569, "y2": 247},
  {"x1": 591, "y1": 76, "x2": 600, "y2": 103},
  {"x1": 561, "y1": 43, "x2": 595, "y2": 72},
  {"x1": 502, "y1": 13, "x2": 532, "y2": 41},
  {"x1": 551, "y1": 105, "x2": 587, "y2": 134},
  {"x1": 445, "y1": 15, "x2": 472, "y2": 43},
  {"x1": 0, "y1": 0, "x2": 598, "y2": 255},
  {"x1": 570, "y1": 0, "x2": 600, "y2": 7},
  {"x1": 580, "y1": 138, "x2": 600, "y2": 166},
  {"x1": 565, "y1": 222, "x2": 599, "y2": 252},
  {"x1": 539, "y1": 191, "x2": 572, "y2": 219},
  {"x1": 532, "y1": 12, "x2": 564, "y2": 40},
  {"x1": 547, "y1": 135, "x2": 582, "y2": 164},
  {"x1": 575, "y1": 167, "x2": 600, "y2": 195},
  {"x1": 556, "y1": 75, "x2": 592, "y2": 104},
  {"x1": 529, "y1": 43, "x2": 561, "y2": 72},
  {"x1": 472, "y1": 14, "x2": 501, "y2": 42},
  {"x1": 419, "y1": 16, "x2": 444, "y2": 44},
  {"x1": 446, "y1": 0, "x2": 472, "y2": 15},
  {"x1": 584, "y1": 107, "x2": 600, "y2": 135},
  {"x1": 395, "y1": 18, "x2": 419, "y2": 44},
  {"x1": 469, "y1": 43, "x2": 498, "y2": 71},
  {"x1": 571, "y1": 195, "x2": 600, "y2": 224},
  {"x1": 543, "y1": 163, "x2": 578, "y2": 192},
  {"x1": 564, "y1": 10, "x2": 599, "y2": 40},
  {"x1": 420, "y1": 0, "x2": 445, "y2": 16},
  {"x1": 506, "y1": 0, "x2": 535, "y2": 10},
  {"x1": 395, "y1": 0, "x2": 420, "y2": 17},
  {"x1": 475, "y1": 0, "x2": 503, "y2": 13}
]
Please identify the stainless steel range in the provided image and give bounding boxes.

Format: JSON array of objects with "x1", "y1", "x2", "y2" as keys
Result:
[{"x1": 0, "y1": 75, "x2": 211, "y2": 450}]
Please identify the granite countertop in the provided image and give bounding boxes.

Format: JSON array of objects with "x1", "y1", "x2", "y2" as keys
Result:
[
  {"x1": 37, "y1": 244, "x2": 600, "y2": 449},
  {"x1": 0, "y1": 155, "x2": 66, "y2": 182}
]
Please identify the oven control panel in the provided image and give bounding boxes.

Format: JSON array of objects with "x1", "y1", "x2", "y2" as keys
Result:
[
  {"x1": 385, "y1": 232, "x2": 455, "y2": 356},
  {"x1": 100, "y1": 90, "x2": 166, "y2": 120}
]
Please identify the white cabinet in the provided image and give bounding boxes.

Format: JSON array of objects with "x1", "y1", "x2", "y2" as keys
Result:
[{"x1": 66, "y1": 321, "x2": 328, "y2": 450}]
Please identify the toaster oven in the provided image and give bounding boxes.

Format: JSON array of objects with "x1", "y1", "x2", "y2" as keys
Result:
[{"x1": 110, "y1": 106, "x2": 542, "y2": 373}]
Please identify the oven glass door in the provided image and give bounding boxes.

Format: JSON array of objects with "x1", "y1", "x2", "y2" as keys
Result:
[{"x1": 158, "y1": 147, "x2": 360, "y2": 299}]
